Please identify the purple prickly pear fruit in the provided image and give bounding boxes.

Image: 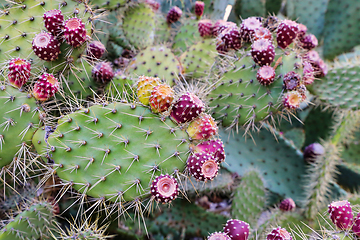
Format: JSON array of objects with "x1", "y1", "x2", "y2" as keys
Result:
[
  {"x1": 170, "y1": 92, "x2": 205, "y2": 124},
  {"x1": 149, "y1": 84, "x2": 174, "y2": 113},
  {"x1": 63, "y1": 17, "x2": 87, "y2": 48},
  {"x1": 300, "y1": 34, "x2": 318, "y2": 50},
  {"x1": 303, "y1": 143, "x2": 325, "y2": 163},
  {"x1": 208, "y1": 232, "x2": 231, "y2": 240},
  {"x1": 33, "y1": 73, "x2": 59, "y2": 101},
  {"x1": 151, "y1": 174, "x2": 178, "y2": 203},
  {"x1": 267, "y1": 227, "x2": 292, "y2": 240},
  {"x1": 314, "y1": 59, "x2": 328, "y2": 78},
  {"x1": 167, "y1": 6, "x2": 182, "y2": 24},
  {"x1": 240, "y1": 17, "x2": 262, "y2": 42},
  {"x1": 257, "y1": 66, "x2": 276, "y2": 86},
  {"x1": 194, "y1": 139, "x2": 225, "y2": 163},
  {"x1": 328, "y1": 200, "x2": 354, "y2": 230},
  {"x1": 32, "y1": 32, "x2": 61, "y2": 61},
  {"x1": 297, "y1": 84, "x2": 307, "y2": 101},
  {"x1": 279, "y1": 198, "x2": 296, "y2": 211},
  {"x1": 283, "y1": 71, "x2": 301, "y2": 90},
  {"x1": 297, "y1": 24, "x2": 307, "y2": 39},
  {"x1": 92, "y1": 62, "x2": 114, "y2": 84},
  {"x1": 251, "y1": 39, "x2": 275, "y2": 66},
  {"x1": 187, "y1": 152, "x2": 219, "y2": 181},
  {"x1": 87, "y1": 41, "x2": 106, "y2": 59},
  {"x1": 253, "y1": 27, "x2": 272, "y2": 41},
  {"x1": 276, "y1": 20, "x2": 299, "y2": 49},
  {"x1": 212, "y1": 20, "x2": 233, "y2": 36},
  {"x1": 187, "y1": 113, "x2": 218, "y2": 140},
  {"x1": 302, "y1": 61, "x2": 315, "y2": 85},
  {"x1": 8, "y1": 58, "x2": 31, "y2": 88},
  {"x1": 198, "y1": 19, "x2": 213, "y2": 37},
  {"x1": 223, "y1": 219, "x2": 250, "y2": 240},
  {"x1": 145, "y1": 0, "x2": 160, "y2": 11},
  {"x1": 282, "y1": 91, "x2": 302, "y2": 110},
  {"x1": 352, "y1": 213, "x2": 360, "y2": 236},
  {"x1": 195, "y1": 1, "x2": 205, "y2": 18},
  {"x1": 216, "y1": 26, "x2": 242, "y2": 52},
  {"x1": 43, "y1": 9, "x2": 64, "y2": 37}
]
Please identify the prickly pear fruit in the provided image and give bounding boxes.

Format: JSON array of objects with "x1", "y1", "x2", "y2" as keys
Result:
[
  {"x1": 194, "y1": 139, "x2": 225, "y2": 163},
  {"x1": 187, "y1": 113, "x2": 218, "y2": 140},
  {"x1": 87, "y1": 41, "x2": 106, "y2": 59},
  {"x1": 283, "y1": 71, "x2": 300, "y2": 90},
  {"x1": 254, "y1": 27, "x2": 273, "y2": 41},
  {"x1": 297, "y1": 24, "x2": 307, "y2": 39},
  {"x1": 43, "y1": 9, "x2": 64, "y2": 37},
  {"x1": 195, "y1": 1, "x2": 205, "y2": 18},
  {"x1": 63, "y1": 17, "x2": 87, "y2": 47},
  {"x1": 302, "y1": 61, "x2": 315, "y2": 85},
  {"x1": 251, "y1": 39, "x2": 275, "y2": 66},
  {"x1": 217, "y1": 26, "x2": 242, "y2": 52},
  {"x1": 149, "y1": 84, "x2": 174, "y2": 113},
  {"x1": 187, "y1": 152, "x2": 219, "y2": 181},
  {"x1": 240, "y1": 17, "x2": 262, "y2": 42},
  {"x1": 279, "y1": 198, "x2": 296, "y2": 211},
  {"x1": 208, "y1": 232, "x2": 231, "y2": 240},
  {"x1": 92, "y1": 62, "x2": 114, "y2": 84},
  {"x1": 32, "y1": 32, "x2": 61, "y2": 61},
  {"x1": 8, "y1": 58, "x2": 31, "y2": 88},
  {"x1": 277, "y1": 20, "x2": 298, "y2": 49},
  {"x1": 300, "y1": 34, "x2": 318, "y2": 50},
  {"x1": 352, "y1": 213, "x2": 360, "y2": 237},
  {"x1": 328, "y1": 200, "x2": 354, "y2": 230},
  {"x1": 223, "y1": 219, "x2": 250, "y2": 240},
  {"x1": 151, "y1": 174, "x2": 178, "y2": 203},
  {"x1": 33, "y1": 73, "x2": 59, "y2": 101},
  {"x1": 257, "y1": 66, "x2": 276, "y2": 86},
  {"x1": 303, "y1": 143, "x2": 325, "y2": 163},
  {"x1": 198, "y1": 19, "x2": 213, "y2": 37},
  {"x1": 137, "y1": 76, "x2": 161, "y2": 106},
  {"x1": 282, "y1": 91, "x2": 302, "y2": 110},
  {"x1": 170, "y1": 92, "x2": 205, "y2": 124},
  {"x1": 167, "y1": 6, "x2": 182, "y2": 24},
  {"x1": 267, "y1": 227, "x2": 292, "y2": 240}
]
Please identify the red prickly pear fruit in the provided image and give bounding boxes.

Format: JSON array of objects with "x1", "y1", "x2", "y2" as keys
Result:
[
  {"x1": 43, "y1": 9, "x2": 64, "y2": 37},
  {"x1": 63, "y1": 17, "x2": 87, "y2": 48},
  {"x1": 87, "y1": 41, "x2": 106, "y2": 59},
  {"x1": 223, "y1": 219, "x2": 250, "y2": 240},
  {"x1": 187, "y1": 152, "x2": 219, "y2": 181},
  {"x1": 33, "y1": 73, "x2": 59, "y2": 101},
  {"x1": 253, "y1": 27, "x2": 273, "y2": 41},
  {"x1": 282, "y1": 91, "x2": 302, "y2": 110},
  {"x1": 8, "y1": 58, "x2": 31, "y2": 88},
  {"x1": 216, "y1": 26, "x2": 242, "y2": 52},
  {"x1": 352, "y1": 213, "x2": 360, "y2": 237},
  {"x1": 328, "y1": 200, "x2": 354, "y2": 230},
  {"x1": 198, "y1": 19, "x2": 213, "y2": 37},
  {"x1": 279, "y1": 198, "x2": 296, "y2": 211},
  {"x1": 92, "y1": 62, "x2": 114, "y2": 84},
  {"x1": 257, "y1": 66, "x2": 276, "y2": 85},
  {"x1": 195, "y1": 1, "x2": 205, "y2": 18},
  {"x1": 314, "y1": 59, "x2": 328, "y2": 78},
  {"x1": 212, "y1": 20, "x2": 234, "y2": 37},
  {"x1": 251, "y1": 39, "x2": 275, "y2": 66},
  {"x1": 170, "y1": 92, "x2": 205, "y2": 124},
  {"x1": 32, "y1": 32, "x2": 61, "y2": 61},
  {"x1": 145, "y1": 0, "x2": 160, "y2": 11},
  {"x1": 194, "y1": 139, "x2": 225, "y2": 163},
  {"x1": 149, "y1": 84, "x2": 174, "y2": 113},
  {"x1": 303, "y1": 143, "x2": 325, "y2": 163},
  {"x1": 267, "y1": 227, "x2": 292, "y2": 240},
  {"x1": 167, "y1": 6, "x2": 182, "y2": 24},
  {"x1": 151, "y1": 174, "x2": 178, "y2": 203},
  {"x1": 283, "y1": 71, "x2": 301, "y2": 90},
  {"x1": 276, "y1": 20, "x2": 299, "y2": 49},
  {"x1": 302, "y1": 61, "x2": 315, "y2": 85},
  {"x1": 187, "y1": 113, "x2": 218, "y2": 140},
  {"x1": 208, "y1": 232, "x2": 231, "y2": 240},
  {"x1": 240, "y1": 17, "x2": 262, "y2": 42},
  {"x1": 300, "y1": 34, "x2": 318, "y2": 50},
  {"x1": 297, "y1": 24, "x2": 307, "y2": 39},
  {"x1": 296, "y1": 84, "x2": 307, "y2": 101}
]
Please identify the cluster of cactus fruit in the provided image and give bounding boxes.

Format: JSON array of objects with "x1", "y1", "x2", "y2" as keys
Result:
[{"x1": 2, "y1": 0, "x2": 360, "y2": 239}]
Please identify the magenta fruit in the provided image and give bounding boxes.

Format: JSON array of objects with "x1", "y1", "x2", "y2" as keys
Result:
[
  {"x1": 223, "y1": 219, "x2": 250, "y2": 240},
  {"x1": 283, "y1": 71, "x2": 301, "y2": 90},
  {"x1": 43, "y1": 9, "x2": 64, "y2": 37},
  {"x1": 198, "y1": 19, "x2": 213, "y2": 37},
  {"x1": 194, "y1": 139, "x2": 225, "y2": 163},
  {"x1": 328, "y1": 200, "x2": 354, "y2": 230},
  {"x1": 267, "y1": 227, "x2": 292, "y2": 240},
  {"x1": 212, "y1": 20, "x2": 234, "y2": 37},
  {"x1": 256, "y1": 66, "x2": 276, "y2": 85},
  {"x1": 253, "y1": 27, "x2": 273, "y2": 41},
  {"x1": 92, "y1": 62, "x2": 114, "y2": 84},
  {"x1": 187, "y1": 113, "x2": 218, "y2": 140},
  {"x1": 170, "y1": 92, "x2": 205, "y2": 124},
  {"x1": 32, "y1": 32, "x2": 61, "y2": 61},
  {"x1": 87, "y1": 41, "x2": 106, "y2": 59},
  {"x1": 303, "y1": 143, "x2": 325, "y2": 163},
  {"x1": 279, "y1": 198, "x2": 296, "y2": 211},
  {"x1": 8, "y1": 58, "x2": 31, "y2": 88},
  {"x1": 145, "y1": 0, "x2": 160, "y2": 11},
  {"x1": 167, "y1": 6, "x2": 182, "y2": 24},
  {"x1": 187, "y1": 152, "x2": 219, "y2": 181},
  {"x1": 297, "y1": 23, "x2": 307, "y2": 39},
  {"x1": 151, "y1": 174, "x2": 178, "y2": 203},
  {"x1": 217, "y1": 26, "x2": 242, "y2": 52},
  {"x1": 63, "y1": 17, "x2": 87, "y2": 48},
  {"x1": 302, "y1": 61, "x2": 315, "y2": 85},
  {"x1": 352, "y1": 213, "x2": 360, "y2": 237},
  {"x1": 300, "y1": 34, "x2": 318, "y2": 50},
  {"x1": 33, "y1": 73, "x2": 59, "y2": 101},
  {"x1": 282, "y1": 91, "x2": 302, "y2": 110},
  {"x1": 251, "y1": 39, "x2": 275, "y2": 66},
  {"x1": 240, "y1": 17, "x2": 262, "y2": 42},
  {"x1": 276, "y1": 20, "x2": 298, "y2": 49},
  {"x1": 195, "y1": 1, "x2": 205, "y2": 18},
  {"x1": 207, "y1": 232, "x2": 231, "y2": 240}
]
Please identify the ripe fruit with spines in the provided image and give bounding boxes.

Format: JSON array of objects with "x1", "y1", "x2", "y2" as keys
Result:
[
  {"x1": 150, "y1": 174, "x2": 178, "y2": 203},
  {"x1": 217, "y1": 26, "x2": 242, "y2": 52},
  {"x1": 303, "y1": 143, "x2": 325, "y2": 163},
  {"x1": 297, "y1": 23, "x2": 307, "y2": 39},
  {"x1": 195, "y1": 1, "x2": 205, "y2": 19},
  {"x1": 170, "y1": 92, "x2": 205, "y2": 124},
  {"x1": 208, "y1": 232, "x2": 231, "y2": 240},
  {"x1": 87, "y1": 41, "x2": 106, "y2": 59},
  {"x1": 149, "y1": 84, "x2": 174, "y2": 113},
  {"x1": 251, "y1": 39, "x2": 275, "y2": 66},
  {"x1": 198, "y1": 19, "x2": 213, "y2": 37},
  {"x1": 187, "y1": 113, "x2": 218, "y2": 140},
  {"x1": 167, "y1": 6, "x2": 182, "y2": 24},
  {"x1": 194, "y1": 139, "x2": 225, "y2": 163},
  {"x1": 282, "y1": 91, "x2": 302, "y2": 110},
  {"x1": 253, "y1": 27, "x2": 272, "y2": 41},
  {"x1": 328, "y1": 200, "x2": 354, "y2": 230},
  {"x1": 279, "y1": 198, "x2": 296, "y2": 211},
  {"x1": 266, "y1": 227, "x2": 292, "y2": 240},
  {"x1": 240, "y1": 17, "x2": 262, "y2": 42},
  {"x1": 257, "y1": 66, "x2": 276, "y2": 85},
  {"x1": 43, "y1": 9, "x2": 64, "y2": 37},
  {"x1": 32, "y1": 32, "x2": 61, "y2": 61},
  {"x1": 187, "y1": 152, "x2": 219, "y2": 181},
  {"x1": 352, "y1": 213, "x2": 360, "y2": 237},
  {"x1": 223, "y1": 219, "x2": 250, "y2": 240},
  {"x1": 8, "y1": 58, "x2": 31, "y2": 88},
  {"x1": 137, "y1": 76, "x2": 161, "y2": 106},
  {"x1": 276, "y1": 20, "x2": 299, "y2": 49},
  {"x1": 302, "y1": 61, "x2": 315, "y2": 85},
  {"x1": 63, "y1": 17, "x2": 87, "y2": 48},
  {"x1": 300, "y1": 34, "x2": 318, "y2": 50},
  {"x1": 283, "y1": 71, "x2": 301, "y2": 91},
  {"x1": 32, "y1": 73, "x2": 59, "y2": 101},
  {"x1": 145, "y1": 0, "x2": 160, "y2": 11},
  {"x1": 212, "y1": 20, "x2": 231, "y2": 37},
  {"x1": 92, "y1": 62, "x2": 114, "y2": 84}
]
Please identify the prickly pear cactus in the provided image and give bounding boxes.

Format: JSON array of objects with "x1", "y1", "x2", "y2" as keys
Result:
[
  {"x1": 172, "y1": 17, "x2": 201, "y2": 55},
  {"x1": 46, "y1": 102, "x2": 190, "y2": 202}
]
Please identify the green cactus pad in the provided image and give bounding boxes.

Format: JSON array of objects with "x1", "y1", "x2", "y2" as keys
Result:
[
  {"x1": 154, "y1": 15, "x2": 171, "y2": 44},
  {"x1": 220, "y1": 127, "x2": 307, "y2": 204},
  {"x1": 122, "y1": 3, "x2": 156, "y2": 49},
  {"x1": 46, "y1": 102, "x2": 190, "y2": 202},
  {"x1": 323, "y1": 0, "x2": 360, "y2": 59},
  {"x1": 283, "y1": 128, "x2": 305, "y2": 149},
  {"x1": 89, "y1": 0, "x2": 126, "y2": 10},
  {"x1": 0, "y1": 201, "x2": 54, "y2": 240},
  {"x1": 231, "y1": 170, "x2": 266, "y2": 227},
  {"x1": 105, "y1": 74, "x2": 135, "y2": 102},
  {"x1": 313, "y1": 62, "x2": 360, "y2": 110},
  {"x1": 180, "y1": 39, "x2": 217, "y2": 79},
  {"x1": 172, "y1": 17, "x2": 201, "y2": 55},
  {"x1": 0, "y1": 85, "x2": 42, "y2": 167},
  {"x1": 265, "y1": 0, "x2": 282, "y2": 15},
  {"x1": 238, "y1": 0, "x2": 266, "y2": 18},
  {"x1": 125, "y1": 45, "x2": 182, "y2": 86}
]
